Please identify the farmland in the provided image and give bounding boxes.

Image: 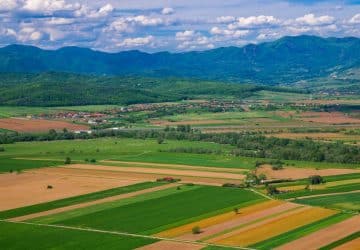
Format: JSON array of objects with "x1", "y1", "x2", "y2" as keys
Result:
[{"x1": 0, "y1": 81, "x2": 360, "y2": 249}]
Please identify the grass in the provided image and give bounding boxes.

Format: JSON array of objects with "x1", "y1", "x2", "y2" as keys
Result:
[
  {"x1": 0, "y1": 182, "x2": 164, "y2": 219},
  {"x1": 319, "y1": 231, "x2": 360, "y2": 250},
  {"x1": 295, "y1": 192, "x2": 360, "y2": 211},
  {"x1": 250, "y1": 213, "x2": 352, "y2": 249},
  {"x1": 0, "y1": 221, "x2": 156, "y2": 250},
  {"x1": 48, "y1": 186, "x2": 264, "y2": 235},
  {"x1": 0, "y1": 158, "x2": 63, "y2": 173}
]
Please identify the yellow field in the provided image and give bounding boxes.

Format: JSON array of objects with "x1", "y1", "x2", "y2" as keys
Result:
[
  {"x1": 155, "y1": 200, "x2": 283, "y2": 238},
  {"x1": 214, "y1": 207, "x2": 337, "y2": 247}
]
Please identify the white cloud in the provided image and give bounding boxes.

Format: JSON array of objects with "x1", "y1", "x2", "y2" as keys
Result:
[
  {"x1": 176, "y1": 30, "x2": 213, "y2": 50},
  {"x1": 128, "y1": 15, "x2": 164, "y2": 26},
  {"x1": 210, "y1": 27, "x2": 249, "y2": 38},
  {"x1": 349, "y1": 13, "x2": 360, "y2": 24},
  {"x1": 295, "y1": 14, "x2": 334, "y2": 26},
  {"x1": 17, "y1": 26, "x2": 43, "y2": 42},
  {"x1": 216, "y1": 16, "x2": 236, "y2": 24},
  {"x1": 47, "y1": 17, "x2": 74, "y2": 25},
  {"x1": 23, "y1": 0, "x2": 81, "y2": 13},
  {"x1": 228, "y1": 15, "x2": 280, "y2": 29},
  {"x1": 108, "y1": 19, "x2": 133, "y2": 33},
  {"x1": 117, "y1": 35, "x2": 155, "y2": 48},
  {"x1": 175, "y1": 30, "x2": 196, "y2": 41},
  {"x1": 87, "y1": 3, "x2": 113, "y2": 18},
  {"x1": 161, "y1": 7, "x2": 174, "y2": 15},
  {"x1": 0, "y1": 0, "x2": 19, "y2": 11}
]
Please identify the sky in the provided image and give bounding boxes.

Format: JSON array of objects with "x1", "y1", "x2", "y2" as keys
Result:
[{"x1": 0, "y1": 0, "x2": 359, "y2": 52}]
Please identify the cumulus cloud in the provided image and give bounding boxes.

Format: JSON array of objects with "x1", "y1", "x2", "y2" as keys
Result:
[
  {"x1": 349, "y1": 13, "x2": 360, "y2": 24},
  {"x1": 228, "y1": 15, "x2": 280, "y2": 29},
  {"x1": 117, "y1": 35, "x2": 155, "y2": 48},
  {"x1": 161, "y1": 7, "x2": 174, "y2": 15},
  {"x1": 295, "y1": 14, "x2": 334, "y2": 26},
  {"x1": 0, "y1": 0, "x2": 19, "y2": 11},
  {"x1": 210, "y1": 27, "x2": 249, "y2": 38},
  {"x1": 176, "y1": 30, "x2": 214, "y2": 50},
  {"x1": 47, "y1": 17, "x2": 74, "y2": 25},
  {"x1": 23, "y1": 0, "x2": 81, "y2": 13},
  {"x1": 216, "y1": 16, "x2": 236, "y2": 24},
  {"x1": 17, "y1": 26, "x2": 43, "y2": 42},
  {"x1": 87, "y1": 4, "x2": 114, "y2": 18}
]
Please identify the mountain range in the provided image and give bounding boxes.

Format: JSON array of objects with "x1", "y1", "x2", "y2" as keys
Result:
[{"x1": 0, "y1": 35, "x2": 360, "y2": 84}]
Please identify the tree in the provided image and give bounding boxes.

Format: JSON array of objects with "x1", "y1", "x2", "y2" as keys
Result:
[
  {"x1": 157, "y1": 136, "x2": 164, "y2": 144},
  {"x1": 309, "y1": 175, "x2": 324, "y2": 185},
  {"x1": 234, "y1": 207, "x2": 239, "y2": 214},
  {"x1": 192, "y1": 226, "x2": 201, "y2": 234},
  {"x1": 265, "y1": 184, "x2": 279, "y2": 195},
  {"x1": 64, "y1": 157, "x2": 71, "y2": 164}
]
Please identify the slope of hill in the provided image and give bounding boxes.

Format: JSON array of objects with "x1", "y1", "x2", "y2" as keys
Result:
[
  {"x1": 0, "y1": 72, "x2": 273, "y2": 106},
  {"x1": 1, "y1": 36, "x2": 359, "y2": 84}
]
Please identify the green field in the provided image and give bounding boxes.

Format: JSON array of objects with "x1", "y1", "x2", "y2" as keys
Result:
[
  {"x1": 295, "y1": 192, "x2": 360, "y2": 211},
  {"x1": 0, "y1": 182, "x2": 164, "y2": 219},
  {"x1": 319, "y1": 231, "x2": 360, "y2": 250},
  {"x1": 0, "y1": 221, "x2": 156, "y2": 250},
  {"x1": 41, "y1": 186, "x2": 264, "y2": 235}
]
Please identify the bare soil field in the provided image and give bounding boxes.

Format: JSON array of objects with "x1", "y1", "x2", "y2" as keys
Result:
[
  {"x1": 66, "y1": 164, "x2": 246, "y2": 182},
  {"x1": 45, "y1": 165, "x2": 237, "y2": 186},
  {"x1": 137, "y1": 241, "x2": 204, "y2": 250},
  {"x1": 299, "y1": 112, "x2": 360, "y2": 124},
  {"x1": 257, "y1": 165, "x2": 360, "y2": 180},
  {"x1": 276, "y1": 215, "x2": 360, "y2": 250},
  {"x1": 0, "y1": 118, "x2": 88, "y2": 132},
  {"x1": 0, "y1": 168, "x2": 141, "y2": 211}
]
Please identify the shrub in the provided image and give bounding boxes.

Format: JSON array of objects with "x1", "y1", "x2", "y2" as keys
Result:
[
  {"x1": 90, "y1": 159, "x2": 97, "y2": 163},
  {"x1": 47, "y1": 185, "x2": 53, "y2": 189},
  {"x1": 266, "y1": 184, "x2": 279, "y2": 195},
  {"x1": 0, "y1": 147, "x2": 5, "y2": 152},
  {"x1": 234, "y1": 207, "x2": 239, "y2": 214},
  {"x1": 64, "y1": 157, "x2": 71, "y2": 164},
  {"x1": 192, "y1": 226, "x2": 201, "y2": 234},
  {"x1": 309, "y1": 175, "x2": 324, "y2": 185}
]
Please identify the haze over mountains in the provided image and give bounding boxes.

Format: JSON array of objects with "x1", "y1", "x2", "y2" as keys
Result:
[{"x1": 1, "y1": 35, "x2": 360, "y2": 84}]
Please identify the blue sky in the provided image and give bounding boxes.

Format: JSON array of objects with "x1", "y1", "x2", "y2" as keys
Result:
[{"x1": 0, "y1": 0, "x2": 359, "y2": 52}]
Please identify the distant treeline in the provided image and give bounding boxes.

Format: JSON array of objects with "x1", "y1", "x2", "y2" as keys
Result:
[
  {"x1": 0, "y1": 72, "x2": 305, "y2": 106},
  {"x1": 1, "y1": 126, "x2": 359, "y2": 164}
]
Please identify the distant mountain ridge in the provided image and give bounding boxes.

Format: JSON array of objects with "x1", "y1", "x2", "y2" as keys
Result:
[{"x1": 1, "y1": 35, "x2": 359, "y2": 84}]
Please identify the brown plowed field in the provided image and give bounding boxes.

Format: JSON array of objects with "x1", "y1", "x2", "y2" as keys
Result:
[
  {"x1": 0, "y1": 118, "x2": 88, "y2": 132},
  {"x1": 276, "y1": 215, "x2": 360, "y2": 250},
  {"x1": 299, "y1": 112, "x2": 360, "y2": 124},
  {"x1": 0, "y1": 168, "x2": 141, "y2": 211},
  {"x1": 257, "y1": 165, "x2": 360, "y2": 180},
  {"x1": 67, "y1": 164, "x2": 245, "y2": 180}
]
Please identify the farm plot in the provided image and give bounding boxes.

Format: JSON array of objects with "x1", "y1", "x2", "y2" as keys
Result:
[
  {"x1": 257, "y1": 165, "x2": 360, "y2": 180},
  {"x1": 210, "y1": 206, "x2": 336, "y2": 247},
  {"x1": 0, "y1": 167, "x2": 144, "y2": 211},
  {"x1": 40, "y1": 186, "x2": 264, "y2": 235},
  {"x1": 276, "y1": 215, "x2": 360, "y2": 250},
  {"x1": 0, "y1": 118, "x2": 88, "y2": 132},
  {"x1": 295, "y1": 192, "x2": 360, "y2": 211},
  {"x1": 298, "y1": 112, "x2": 360, "y2": 124},
  {"x1": 0, "y1": 221, "x2": 156, "y2": 250}
]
